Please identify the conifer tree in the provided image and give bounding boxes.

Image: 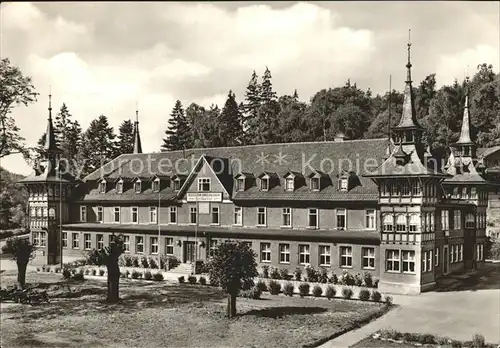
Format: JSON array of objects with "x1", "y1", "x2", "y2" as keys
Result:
[
  {"x1": 260, "y1": 66, "x2": 277, "y2": 103},
  {"x1": 161, "y1": 100, "x2": 191, "y2": 151},
  {"x1": 242, "y1": 71, "x2": 262, "y2": 145},
  {"x1": 115, "y1": 119, "x2": 134, "y2": 155},
  {"x1": 218, "y1": 90, "x2": 244, "y2": 147}
]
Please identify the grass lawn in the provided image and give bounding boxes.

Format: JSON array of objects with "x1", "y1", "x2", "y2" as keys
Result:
[
  {"x1": 1, "y1": 271, "x2": 388, "y2": 348},
  {"x1": 350, "y1": 337, "x2": 416, "y2": 348}
]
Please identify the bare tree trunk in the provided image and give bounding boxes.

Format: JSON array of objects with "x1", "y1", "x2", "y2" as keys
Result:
[
  {"x1": 106, "y1": 263, "x2": 120, "y2": 303},
  {"x1": 227, "y1": 292, "x2": 237, "y2": 318},
  {"x1": 17, "y1": 261, "x2": 27, "y2": 289}
]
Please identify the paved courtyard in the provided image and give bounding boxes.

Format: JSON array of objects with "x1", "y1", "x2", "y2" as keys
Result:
[{"x1": 322, "y1": 264, "x2": 500, "y2": 347}]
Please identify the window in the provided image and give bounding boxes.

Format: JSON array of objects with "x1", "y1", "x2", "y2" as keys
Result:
[
  {"x1": 365, "y1": 209, "x2": 376, "y2": 230},
  {"x1": 136, "y1": 236, "x2": 144, "y2": 253},
  {"x1": 173, "y1": 179, "x2": 181, "y2": 191},
  {"x1": 386, "y1": 250, "x2": 400, "y2": 272},
  {"x1": 209, "y1": 239, "x2": 218, "y2": 257},
  {"x1": 169, "y1": 206, "x2": 177, "y2": 224},
  {"x1": 116, "y1": 180, "x2": 123, "y2": 194},
  {"x1": 282, "y1": 208, "x2": 291, "y2": 227},
  {"x1": 422, "y1": 250, "x2": 432, "y2": 272},
  {"x1": 198, "y1": 178, "x2": 211, "y2": 192},
  {"x1": 97, "y1": 206, "x2": 103, "y2": 223},
  {"x1": 113, "y1": 207, "x2": 120, "y2": 223},
  {"x1": 391, "y1": 183, "x2": 400, "y2": 196},
  {"x1": 211, "y1": 206, "x2": 219, "y2": 225},
  {"x1": 441, "y1": 210, "x2": 449, "y2": 231},
  {"x1": 362, "y1": 247, "x2": 375, "y2": 269},
  {"x1": 430, "y1": 212, "x2": 435, "y2": 231},
  {"x1": 319, "y1": 245, "x2": 331, "y2": 266},
  {"x1": 257, "y1": 207, "x2": 266, "y2": 226},
  {"x1": 452, "y1": 186, "x2": 459, "y2": 199},
  {"x1": 465, "y1": 213, "x2": 475, "y2": 229},
  {"x1": 454, "y1": 210, "x2": 462, "y2": 230},
  {"x1": 165, "y1": 237, "x2": 174, "y2": 255},
  {"x1": 83, "y1": 233, "x2": 91, "y2": 250},
  {"x1": 234, "y1": 207, "x2": 243, "y2": 225},
  {"x1": 299, "y1": 244, "x2": 310, "y2": 265},
  {"x1": 411, "y1": 180, "x2": 422, "y2": 195},
  {"x1": 336, "y1": 208, "x2": 346, "y2": 229},
  {"x1": 453, "y1": 245, "x2": 458, "y2": 263},
  {"x1": 409, "y1": 214, "x2": 419, "y2": 232},
  {"x1": 72, "y1": 233, "x2": 79, "y2": 249},
  {"x1": 80, "y1": 206, "x2": 87, "y2": 222},
  {"x1": 310, "y1": 177, "x2": 320, "y2": 191},
  {"x1": 383, "y1": 214, "x2": 394, "y2": 232},
  {"x1": 462, "y1": 187, "x2": 468, "y2": 199},
  {"x1": 477, "y1": 244, "x2": 483, "y2": 261},
  {"x1": 123, "y1": 235, "x2": 130, "y2": 252},
  {"x1": 30, "y1": 207, "x2": 36, "y2": 217},
  {"x1": 150, "y1": 206, "x2": 157, "y2": 224},
  {"x1": 308, "y1": 208, "x2": 318, "y2": 228},
  {"x1": 32, "y1": 232, "x2": 40, "y2": 246},
  {"x1": 62, "y1": 232, "x2": 68, "y2": 248},
  {"x1": 459, "y1": 244, "x2": 463, "y2": 261},
  {"x1": 99, "y1": 181, "x2": 106, "y2": 193},
  {"x1": 131, "y1": 207, "x2": 138, "y2": 223},
  {"x1": 97, "y1": 234, "x2": 104, "y2": 249},
  {"x1": 339, "y1": 177, "x2": 348, "y2": 190},
  {"x1": 190, "y1": 206, "x2": 197, "y2": 224},
  {"x1": 285, "y1": 178, "x2": 294, "y2": 191},
  {"x1": 435, "y1": 247, "x2": 439, "y2": 267},
  {"x1": 152, "y1": 178, "x2": 160, "y2": 192},
  {"x1": 150, "y1": 237, "x2": 158, "y2": 254},
  {"x1": 396, "y1": 214, "x2": 406, "y2": 232},
  {"x1": 236, "y1": 178, "x2": 245, "y2": 191},
  {"x1": 340, "y1": 246, "x2": 352, "y2": 267},
  {"x1": 402, "y1": 250, "x2": 415, "y2": 273},
  {"x1": 471, "y1": 187, "x2": 477, "y2": 199},
  {"x1": 134, "y1": 180, "x2": 142, "y2": 193},
  {"x1": 261, "y1": 178, "x2": 269, "y2": 191},
  {"x1": 260, "y1": 243, "x2": 271, "y2": 262},
  {"x1": 279, "y1": 244, "x2": 290, "y2": 264},
  {"x1": 401, "y1": 180, "x2": 410, "y2": 196}
]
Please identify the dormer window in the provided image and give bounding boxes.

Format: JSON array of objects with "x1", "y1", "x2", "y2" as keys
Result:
[
  {"x1": 261, "y1": 177, "x2": 269, "y2": 191},
  {"x1": 134, "y1": 180, "x2": 142, "y2": 193},
  {"x1": 173, "y1": 179, "x2": 181, "y2": 191},
  {"x1": 99, "y1": 180, "x2": 106, "y2": 194},
  {"x1": 339, "y1": 177, "x2": 348, "y2": 191},
  {"x1": 152, "y1": 178, "x2": 160, "y2": 193},
  {"x1": 285, "y1": 178, "x2": 294, "y2": 191},
  {"x1": 310, "y1": 177, "x2": 320, "y2": 191},
  {"x1": 116, "y1": 180, "x2": 123, "y2": 194},
  {"x1": 237, "y1": 178, "x2": 245, "y2": 191}
]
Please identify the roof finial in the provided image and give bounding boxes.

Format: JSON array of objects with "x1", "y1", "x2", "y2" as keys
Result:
[
  {"x1": 135, "y1": 101, "x2": 139, "y2": 123},
  {"x1": 48, "y1": 86, "x2": 52, "y2": 120},
  {"x1": 406, "y1": 29, "x2": 412, "y2": 83},
  {"x1": 133, "y1": 102, "x2": 143, "y2": 154}
]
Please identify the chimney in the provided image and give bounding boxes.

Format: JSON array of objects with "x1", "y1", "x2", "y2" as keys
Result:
[{"x1": 334, "y1": 132, "x2": 346, "y2": 142}]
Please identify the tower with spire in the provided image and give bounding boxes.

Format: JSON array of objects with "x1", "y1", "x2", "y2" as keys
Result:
[
  {"x1": 19, "y1": 94, "x2": 78, "y2": 265},
  {"x1": 133, "y1": 108, "x2": 143, "y2": 154}
]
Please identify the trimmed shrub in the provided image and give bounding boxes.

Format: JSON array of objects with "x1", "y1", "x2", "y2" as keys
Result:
[
  {"x1": 268, "y1": 280, "x2": 281, "y2": 295},
  {"x1": 319, "y1": 268, "x2": 328, "y2": 283},
  {"x1": 187, "y1": 275, "x2": 197, "y2": 284},
  {"x1": 283, "y1": 282, "x2": 294, "y2": 296},
  {"x1": 312, "y1": 285, "x2": 322, "y2": 297},
  {"x1": 84, "y1": 269, "x2": 90, "y2": 275},
  {"x1": 340, "y1": 271, "x2": 355, "y2": 286},
  {"x1": 198, "y1": 276, "x2": 207, "y2": 285},
  {"x1": 472, "y1": 333, "x2": 485, "y2": 348},
  {"x1": 261, "y1": 265, "x2": 269, "y2": 278},
  {"x1": 123, "y1": 255, "x2": 133, "y2": 267},
  {"x1": 149, "y1": 258, "x2": 158, "y2": 269},
  {"x1": 144, "y1": 271, "x2": 153, "y2": 280},
  {"x1": 298, "y1": 283, "x2": 310, "y2": 297},
  {"x1": 279, "y1": 268, "x2": 290, "y2": 280},
  {"x1": 270, "y1": 267, "x2": 281, "y2": 280},
  {"x1": 305, "y1": 265, "x2": 318, "y2": 282},
  {"x1": 71, "y1": 268, "x2": 77, "y2": 275},
  {"x1": 71, "y1": 271, "x2": 84, "y2": 281},
  {"x1": 120, "y1": 272, "x2": 126, "y2": 278},
  {"x1": 329, "y1": 272, "x2": 338, "y2": 284},
  {"x1": 178, "y1": 276, "x2": 185, "y2": 283},
  {"x1": 342, "y1": 287, "x2": 354, "y2": 299},
  {"x1": 354, "y1": 273, "x2": 363, "y2": 287},
  {"x1": 384, "y1": 295, "x2": 393, "y2": 305},
  {"x1": 240, "y1": 286, "x2": 262, "y2": 300},
  {"x1": 62, "y1": 269, "x2": 71, "y2": 280},
  {"x1": 256, "y1": 280, "x2": 267, "y2": 292},
  {"x1": 153, "y1": 272, "x2": 164, "y2": 281},
  {"x1": 358, "y1": 288, "x2": 370, "y2": 301},
  {"x1": 363, "y1": 272, "x2": 373, "y2": 288},
  {"x1": 140, "y1": 256, "x2": 149, "y2": 268},
  {"x1": 54, "y1": 267, "x2": 61, "y2": 273},
  {"x1": 99, "y1": 269, "x2": 105, "y2": 277},
  {"x1": 137, "y1": 272, "x2": 143, "y2": 279},
  {"x1": 132, "y1": 256, "x2": 140, "y2": 268},
  {"x1": 294, "y1": 267, "x2": 302, "y2": 281},
  {"x1": 371, "y1": 290, "x2": 382, "y2": 302},
  {"x1": 131, "y1": 271, "x2": 140, "y2": 279},
  {"x1": 373, "y1": 279, "x2": 379, "y2": 289},
  {"x1": 118, "y1": 256, "x2": 126, "y2": 267},
  {"x1": 325, "y1": 285, "x2": 336, "y2": 299},
  {"x1": 36, "y1": 267, "x2": 41, "y2": 272},
  {"x1": 91, "y1": 269, "x2": 97, "y2": 276}
]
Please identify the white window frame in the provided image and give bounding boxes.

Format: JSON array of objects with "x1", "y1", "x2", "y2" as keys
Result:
[
  {"x1": 282, "y1": 208, "x2": 292, "y2": 227},
  {"x1": 257, "y1": 207, "x2": 267, "y2": 226},
  {"x1": 339, "y1": 177, "x2": 348, "y2": 191},
  {"x1": 465, "y1": 213, "x2": 475, "y2": 229},
  {"x1": 260, "y1": 242, "x2": 271, "y2": 262},
  {"x1": 99, "y1": 180, "x2": 106, "y2": 194},
  {"x1": 80, "y1": 206, "x2": 87, "y2": 222},
  {"x1": 279, "y1": 243, "x2": 290, "y2": 264},
  {"x1": 72, "y1": 232, "x2": 79, "y2": 249},
  {"x1": 298, "y1": 244, "x2": 310, "y2": 265},
  {"x1": 116, "y1": 180, "x2": 123, "y2": 194},
  {"x1": 310, "y1": 177, "x2": 320, "y2": 191},
  {"x1": 260, "y1": 177, "x2": 269, "y2": 191},
  {"x1": 96, "y1": 234, "x2": 104, "y2": 250},
  {"x1": 152, "y1": 178, "x2": 160, "y2": 193},
  {"x1": 173, "y1": 179, "x2": 181, "y2": 191},
  {"x1": 409, "y1": 214, "x2": 420, "y2": 232},
  {"x1": 62, "y1": 232, "x2": 68, "y2": 248},
  {"x1": 396, "y1": 214, "x2": 407, "y2": 232},
  {"x1": 362, "y1": 247, "x2": 375, "y2": 269},
  {"x1": 459, "y1": 244, "x2": 463, "y2": 261},
  {"x1": 365, "y1": 209, "x2": 376, "y2": 230},
  {"x1": 83, "y1": 233, "x2": 92, "y2": 250},
  {"x1": 150, "y1": 236, "x2": 158, "y2": 255},
  {"x1": 340, "y1": 246, "x2": 353, "y2": 267},
  {"x1": 97, "y1": 206, "x2": 103, "y2": 223},
  {"x1": 39, "y1": 232, "x2": 46, "y2": 247},
  {"x1": 32, "y1": 232, "x2": 40, "y2": 246},
  {"x1": 336, "y1": 208, "x2": 347, "y2": 229},
  {"x1": 383, "y1": 214, "x2": 394, "y2": 232},
  {"x1": 435, "y1": 247, "x2": 439, "y2": 267},
  {"x1": 134, "y1": 180, "x2": 142, "y2": 193},
  {"x1": 454, "y1": 210, "x2": 462, "y2": 230},
  {"x1": 190, "y1": 206, "x2": 197, "y2": 224},
  {"x1": 319, "y1": 245, "x2": 331, "y2": 266},
  {"x1": 131, "y1": 206, "x2": 138, "y2": 224},
  {"x1": 386, "y1": 249, "x2": 400, "y2": 272},
  {"x1": 135, "y1": 236, "x2": 144, "y2": 254},
  {"x1": 211, "y1": 206, "x2": 220, "y2": 225},
  {"x1": 285, "y1": 177, "x2": 294, "y2": 191},
  {"x1": 477, "y1": 244, "x2": 483, "y2": 261},
  {"x1": 150, "y1": 206, "x2": 158, "y2": 224},
  {"x1": 236, "y1": 178, "x2": 245, "y2": 191},
  {"x1": 234, "y1": 206, "x2": 243, "y2": 226},
  {"x1": 165, "y1": 237, "x2": 174, "y2": 255},
  {"x1": 198, "y1": 178, "x2": 211, "y2": 192},
  {"x1": 441, "y1": 210, "x2": 449, "y2": 232},
  {"x1": 308, "y1": 208, "x2": 318, "y2": 229},
  {"x1": 123, "y1": 235, "x2": 130, "y2": 252},
  {"x1": 113, "y1": 207, "x2": 120, "y2": 223},
  {"x1": 402, "y1": 250, "x2": 416, "y2": 274},
  {"x1": 169, "y1": 206, "x2": 177, "y2": 224}
]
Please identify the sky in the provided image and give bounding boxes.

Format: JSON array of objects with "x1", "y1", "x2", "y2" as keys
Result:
[{"x1": 1, "y1": 1, "x2": 499, "y2": 175}]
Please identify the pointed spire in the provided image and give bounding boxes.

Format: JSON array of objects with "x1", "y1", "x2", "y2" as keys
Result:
[
  {"x1": 456, "y1": 76, "x2": 473, "y2": 145},
  {"x1": 133, "y1": 106, "x2": 143, "y2": 154},
  {"x1": 394, "y1": 29, "x2": 421, "y2": 130},
  {"x1": 44, "y1": 93, "x2": 58, "y2": 153}
]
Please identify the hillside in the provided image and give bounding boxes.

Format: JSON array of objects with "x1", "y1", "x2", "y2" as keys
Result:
[{"x1": 0, "y1": 166, "x2": 28, "y2": 231}]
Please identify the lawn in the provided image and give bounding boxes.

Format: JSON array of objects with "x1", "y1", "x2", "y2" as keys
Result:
[
  {"x1": 350, "y1": 337, "x2": 416, "y2": 348},
  {"x1": 1, "y1": 271, "x2": 388, "y2": 348}
]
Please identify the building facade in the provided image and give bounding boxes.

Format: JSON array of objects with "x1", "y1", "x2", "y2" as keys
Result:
[{"x1": 21, "y1": 45, "x2": 495, "y2": 294}]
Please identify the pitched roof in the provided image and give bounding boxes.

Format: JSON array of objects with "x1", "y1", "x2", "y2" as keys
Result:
[{"x1": 479, "y1": 146, "x2": 500, "y2": 159}]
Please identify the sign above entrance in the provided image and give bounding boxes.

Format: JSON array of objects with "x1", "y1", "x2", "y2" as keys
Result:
[
  {"x1": 186, "y1": 192, "x2": 222, "y2": 202},
  {"x1": 199, "y1": 202, "x2": 210, "y2": 214}
]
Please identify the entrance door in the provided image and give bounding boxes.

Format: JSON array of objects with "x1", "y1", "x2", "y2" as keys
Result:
[
  {"x1": 443, "y1": 245, "x2": 449, "y2": 275},
  {"x1": 184, "y1": 242, "x2": 196, "y2": 263}
]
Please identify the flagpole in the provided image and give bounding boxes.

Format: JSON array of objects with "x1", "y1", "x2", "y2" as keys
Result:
[{"x1": 158, "y1": 182, "x2": 161, "y2": 270}]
